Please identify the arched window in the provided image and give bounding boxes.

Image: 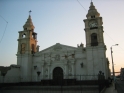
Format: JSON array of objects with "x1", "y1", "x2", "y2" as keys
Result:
[
  {"x1": 91, "y1": 33, "x2": 98, "y2": 46},
  {"x1": 32, "y1": 32, "x2": 37, "y2": 39},
  {"x1": 22, "y1": 33, "x2": 26, "y2": 38},
  {"x1": 21, "y1": 43, "x2": 26, "y2": 54},
  {"x1": 31, "y1": 44, "x2": 35, "y2": 54}
]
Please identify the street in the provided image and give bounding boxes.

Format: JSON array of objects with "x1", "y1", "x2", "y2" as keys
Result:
[{"x1": 116, "y1": 80, "x2": 124, "y2": 93}]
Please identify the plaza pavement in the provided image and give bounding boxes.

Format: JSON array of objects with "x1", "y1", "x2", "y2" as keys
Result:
[{"x1": 104, "y1": 84, "x2": 118, "y2": 93}]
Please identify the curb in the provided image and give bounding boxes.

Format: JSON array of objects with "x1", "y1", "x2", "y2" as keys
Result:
[{"x1": 100, "y1": 86, "x2": 106, "y2": 93}]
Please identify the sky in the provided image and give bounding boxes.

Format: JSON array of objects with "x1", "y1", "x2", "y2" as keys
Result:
[{"x1": 0, "y1": 0, "x2": 124, "y2": 74}]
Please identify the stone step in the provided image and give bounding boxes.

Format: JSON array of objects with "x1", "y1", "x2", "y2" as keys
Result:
[{"x1": 1, "y1": 85, "x2": 99, "y2": 90}]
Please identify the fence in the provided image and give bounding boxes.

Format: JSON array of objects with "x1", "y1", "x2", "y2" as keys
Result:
[
  {"x1": 0, "y1": 75, "x2": 98, "y2": 83},
  {"x1": 0, "y1": 74, "x2": 108, "y2": 93}
]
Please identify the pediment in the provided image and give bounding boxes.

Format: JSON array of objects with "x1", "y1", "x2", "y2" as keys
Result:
[{"x1": 37, "y1": 43, "x2": 77, "y2": 54}]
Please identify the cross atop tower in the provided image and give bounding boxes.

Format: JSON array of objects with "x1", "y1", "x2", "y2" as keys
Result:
[{"x1": 29, "y1": 10, "x2": 32, "y2": 15}]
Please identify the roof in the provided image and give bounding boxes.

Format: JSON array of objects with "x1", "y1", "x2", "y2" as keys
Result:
[
  {"x1": 36, "y1": 43, "x2": 77, "y2": 55},
  {"x1": 0, "y1": 66, "x2": 11, "y2": 76}
]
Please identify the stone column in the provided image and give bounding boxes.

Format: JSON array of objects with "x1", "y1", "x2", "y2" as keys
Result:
[
  {"x1": 41, "y1": 65, "x2": 44, "y2": 79},
  {"x1": 48, "y1": 65, "x2": 50, "y2": 79},
  {"x1": 64, "y1": 64, "x2": 67, "y2": 79},
  {"x1": 71, "y1": 60, "x2": 75, "y2": 78},
  {"x1": 64, "y1": 60, "x2": 67, "y2": 79},
  {"x1": 71, "y1": 63, "x2": 74, "y2": 75}
]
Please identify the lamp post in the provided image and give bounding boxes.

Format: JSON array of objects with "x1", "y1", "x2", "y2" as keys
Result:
[{"x1": 110, "y1": 44, "x2": 118, "y2": 78}]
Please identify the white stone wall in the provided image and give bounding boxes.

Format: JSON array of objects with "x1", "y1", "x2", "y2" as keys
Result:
[
  {"x1": 20, "y1": 55, "x2": 32, "y2": 82},
  {"x1": 29, "y1": 44, "x2": 108, "y2": 81},
  {"x1": 0, "y1": 43, "x2": 109, "y2": 83},
  {"x1": 4, "y1": 67, "x2": 20, "y2": 83}
]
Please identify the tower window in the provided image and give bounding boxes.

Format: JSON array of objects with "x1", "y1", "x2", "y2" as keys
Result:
[
  {"x1": 32, "y1": 32, "x2": 37, "y2": 39},
  {"x1": 31, "y1": 44, "x2": 35, "y2": 54},
  {"x1": 91, "y1": 33, "x2": 98, "y2": 46},
  {"x1": 91, "y1": 15, "x2": 95, "y2": 18},
  {"x1": 22, "y1": 33, "x2": 26, "y2": 38},
  {"x1": 24, "y1": 28, "x2": 27, "y2": 30}
]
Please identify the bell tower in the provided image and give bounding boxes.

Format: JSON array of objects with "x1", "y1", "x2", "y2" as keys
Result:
[
  {"x1": 17, "y1": 14, "x2": 37, "y2": 55},
  {"x1": 84, "y1": 1, "x2": 104, "y2": 47},
  {"x1": 84, "y1": 2, "x2": 108, "y2": 79},
  {"x1": 16, "y1": 13, "x2": 38, "y2": 82}
]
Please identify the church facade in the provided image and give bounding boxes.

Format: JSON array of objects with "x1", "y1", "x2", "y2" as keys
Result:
[{"x1": 0, "y1": 2, "x2": 110, "y2": 83}]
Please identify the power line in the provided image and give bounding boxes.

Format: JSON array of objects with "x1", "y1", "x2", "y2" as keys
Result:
[
  {"x1": 77, "y1": 0, "x2": 124, "y2": 52},
  {"x1": 104, "y1": 31, "x2": 124, "y2": 51},
  {"x1": 0, "y1": 15, "x2": 8, "y2": 23},
  {"x1": 0, "y1": 23, "x2": 8, "y2": 44},
  {"x1": 104, "y1": 31, "x2": 117, "y2": 45},
  {"x1": 0, "y1": 15, "x2": 8, "y2": 44},
  {"x1": 77, "y1": 0, "x2": 87, "y2": 12}
]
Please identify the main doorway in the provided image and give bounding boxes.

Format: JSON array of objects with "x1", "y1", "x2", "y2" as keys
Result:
[{"x1": 53, "y1": 67, "x2": 63, "y2": 85}]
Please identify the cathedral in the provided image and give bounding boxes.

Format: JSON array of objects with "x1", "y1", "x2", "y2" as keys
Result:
[{"x1": 0, "y1": 2, "x2": 110, "y2": 83}]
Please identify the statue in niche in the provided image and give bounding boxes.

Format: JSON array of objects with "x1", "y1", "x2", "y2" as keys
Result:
[
  {"x1": 69, "y1": 67, "x2": 72, "y2": 76},
  {"x1": 45, "y1": 69, "x2": 48, "y2": 77},
  {"x1": 55, "y1": 54, "x2": 60, "y2": 61}
]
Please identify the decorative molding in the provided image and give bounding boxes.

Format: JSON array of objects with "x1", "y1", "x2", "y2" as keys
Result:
[
  {"x1": 55, "y1": 54, "x2": 60, "y2": 61},
  {"x1": 53, "y1": 43, "x2": 62, "y2": 51}
]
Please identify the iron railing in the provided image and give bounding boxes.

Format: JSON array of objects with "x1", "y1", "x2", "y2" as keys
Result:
[{"x1": 0, "y1": 74, "x2": 108, "y2": 93}]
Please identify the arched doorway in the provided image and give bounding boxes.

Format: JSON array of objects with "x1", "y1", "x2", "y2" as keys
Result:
[{"x1": 53, "y1": 67, "x2": 63, "y2": 85}]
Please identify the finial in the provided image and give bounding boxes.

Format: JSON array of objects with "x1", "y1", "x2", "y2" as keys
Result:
[
  {"x1": 29, "y1": 10, "x2": 32, "y2": 15},
  {"x1": 91, "y1": 0, "x2": 93, "y2": 6}
]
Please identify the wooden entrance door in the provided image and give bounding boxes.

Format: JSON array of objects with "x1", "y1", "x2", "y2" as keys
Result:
[{"x1": 53, "y1": 67, "x2": 63, "y2": 85}]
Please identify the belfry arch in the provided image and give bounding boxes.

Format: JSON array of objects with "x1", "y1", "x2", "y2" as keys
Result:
[{"x1": 91, "y1": 33, "x2": 98, "y2": 46}]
